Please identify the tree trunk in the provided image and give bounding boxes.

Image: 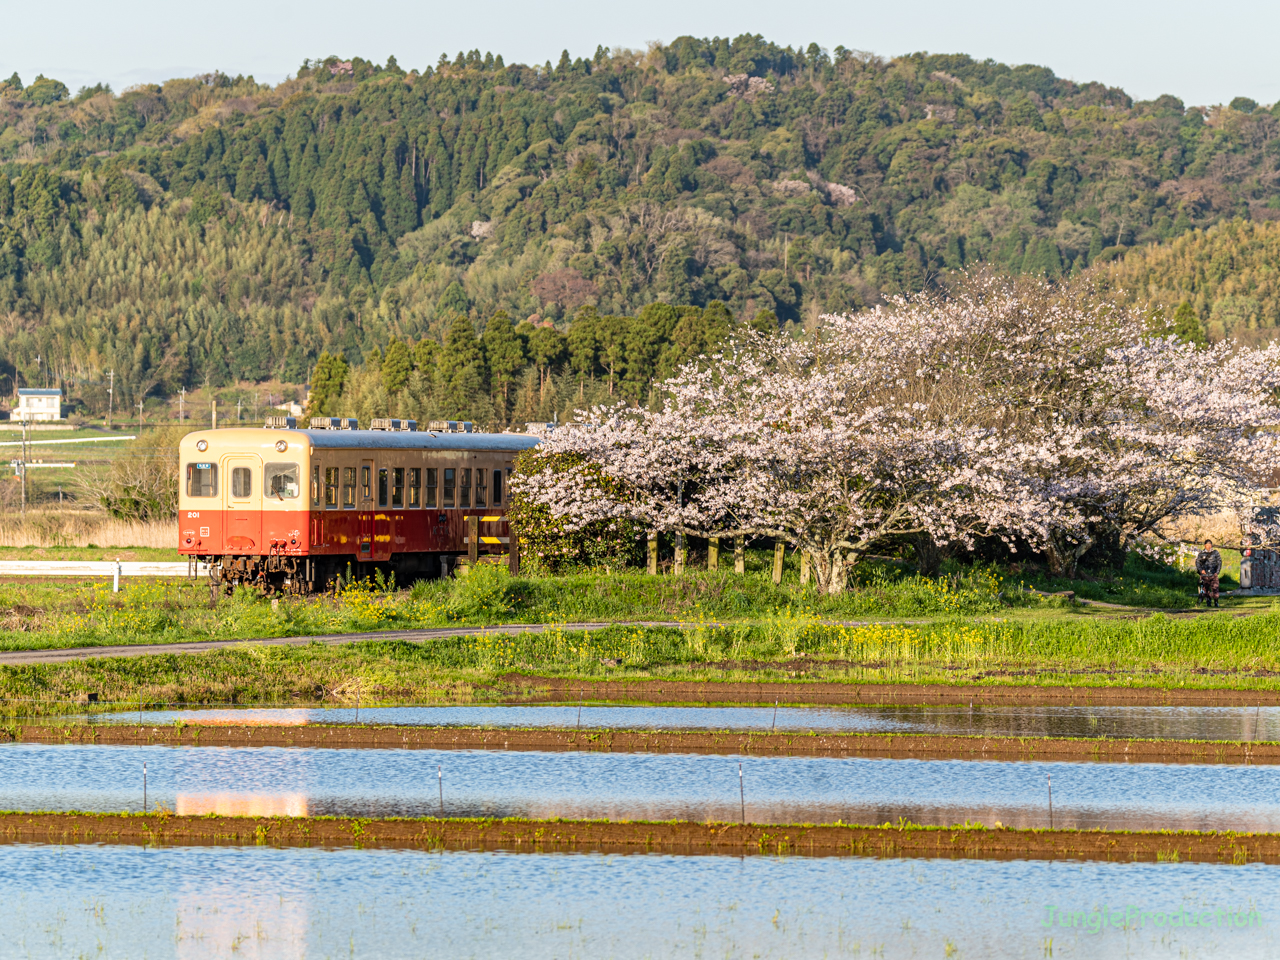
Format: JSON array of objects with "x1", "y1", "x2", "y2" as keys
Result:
[
  {"x1": 1044, "y1": 533, "x2": 1094, "y2": 579},
  {"x1": 910, "y1": 534, "x2": 945, "y2": 578},
  {"x1": 810, "y1": 548, "x2": 850, "y2": 595}
]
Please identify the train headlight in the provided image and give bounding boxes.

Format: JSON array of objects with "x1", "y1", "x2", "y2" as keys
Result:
[
  {"x1": 275, "y1": 439, "x2": 288, "y2": 452},
  {"x1": 196, "y1": 439, "x2": 208, "y2": 452}
]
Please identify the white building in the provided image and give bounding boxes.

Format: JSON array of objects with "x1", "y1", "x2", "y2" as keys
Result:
[{"x1": 14, "y1": 388, "x2": 63, "y2": 422}]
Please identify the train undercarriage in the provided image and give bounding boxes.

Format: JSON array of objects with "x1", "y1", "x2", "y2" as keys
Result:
[{"x1": 202, "y1": 552, "x2": 465, "y2": 597}]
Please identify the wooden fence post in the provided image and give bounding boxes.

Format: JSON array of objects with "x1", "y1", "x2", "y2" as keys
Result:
[
  {"x1": 708, "y1": 537, "x2": 719, "y2": 571},
  {"x1": 674, "y1": 534, "x2": 686, "y2": 575},
  {"x1": 800, "y1": 552, "x2": 810, "y2": 585},
  {"x1": 734, "y1": 536, "x2": 745, "y2": 574},
  {"x1": 508, "y1": 523, "x2": 520, "y2": 574},
  {"x1": 648, "y1": 535, "x2": 658, "y2": 575},
  {"x1": 772, "y1": 542, "x2": 785, "y2": 585},
  {"x1": 468, "y1": 515, "x2": 479, "y2": 565}
]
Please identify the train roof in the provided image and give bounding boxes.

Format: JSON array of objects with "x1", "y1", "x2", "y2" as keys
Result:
[
  {"x1": 181, "y1": 427, "x2": 542, "y2": 453},
  {"x1": 300, "y1": 429, "x2": 542, "y2": 452}
]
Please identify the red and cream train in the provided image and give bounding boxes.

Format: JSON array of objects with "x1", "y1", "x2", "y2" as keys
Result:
[{"x1": 177, "y1": 419, "x2": 540, "y2": 591}]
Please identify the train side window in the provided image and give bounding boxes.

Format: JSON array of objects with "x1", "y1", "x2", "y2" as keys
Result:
[
  {"x1": 265, "y1": 463, "x2": 300, "y2": 500},
  {"x1": 186, "y1": 463, "x2": 218, "y2": 497},
  {"x1": 408, "y1": 468, "x2": 420, "y2": 507},
  {"x1": 378, "y1": 468, "x2": 389, "y2": 507},
  {"x1": 311, "y1": 465, "x2": 321, "y2": 506},
  {"x1": 459, "y1": 468, "x2": 471, "y2": 508},
  {"x1": 392, "y1": 467, "x2": 404, "y2": 507},
  {"x1": 325, "y1": 468, "x2": 339, "y2": 508},
  {"x1": 443, "y1": 468, "x2": 455, "y2": 508},
  {"x1": 361, "y1": 466, "x2": 371, "y2": 500},
  {"x1": 343, "y1": 468, "x2": 356, "y2": 508},
  {"x1": 232, "y1": 467, "x2": 252, "y2": 499},
  {"x1": 475, "y1": 468, "x2": 486, "y2": 508},
  {"x1": 492, "y1": 469, "x2": 502, "y2": 505},
  {"x1": 425, "y1": 468, "x2": 437, "y2": 508}
]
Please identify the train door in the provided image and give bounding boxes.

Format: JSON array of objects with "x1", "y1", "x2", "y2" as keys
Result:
[
  {"x1": 373, "y1": 465, "x2": 392, "y2": 561},
  {"x1": 223, "y1": 455, "x2": 262, "y2": 553},
  {"x1": 358, "y1": 459, "x2": 374, "y2": 559}
]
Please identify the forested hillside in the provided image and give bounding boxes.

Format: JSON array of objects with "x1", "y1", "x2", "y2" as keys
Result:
[
  {"x1": 1102, "y1": 219, "x2": 1280, "y2": 344},
  {"x1": 3, "y1": 36, "x2": 1280, "y2": 420}
]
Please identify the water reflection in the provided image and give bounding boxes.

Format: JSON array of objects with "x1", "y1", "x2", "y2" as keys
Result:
[
  {"x1": 1, "y1": 844, "x2": 1276, "y2": 959},
  {"x1": 176, "y1": 793, "x2": 308, "y2": 817},
  {"x1": 5, "y1": 741, "x2": 1280, "y2": 831},
  {"x1": 173, "y1": 855, "x2": 309, "y2": 960},
  {"x1": 77, "y1": 703, "x2": 1280, "y2": 742}
]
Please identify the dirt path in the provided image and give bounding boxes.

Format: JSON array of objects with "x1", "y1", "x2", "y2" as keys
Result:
[
  {"x1": 2, "y1": 811, "x2": 1275, "y2": 864},
  {"x1": 18, "y1": 722, "x2": 1280, "y2": 765}
]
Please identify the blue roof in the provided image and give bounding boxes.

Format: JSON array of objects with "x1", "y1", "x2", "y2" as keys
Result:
[
  {"x1": 18, "y1": 389, "x2": 61, "y2": 396},
  {"x1": 300, "y1": 429, "x2": 541, "y2": 453}
]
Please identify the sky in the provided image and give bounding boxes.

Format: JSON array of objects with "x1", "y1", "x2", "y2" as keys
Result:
[{"x1": 1, "y1": 0, "x2": 1275, "y2": 108}]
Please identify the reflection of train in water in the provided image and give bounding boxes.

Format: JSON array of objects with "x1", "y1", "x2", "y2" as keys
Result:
[{"x1": 178, "y1": 418, "x2": 540, "y2": 592}]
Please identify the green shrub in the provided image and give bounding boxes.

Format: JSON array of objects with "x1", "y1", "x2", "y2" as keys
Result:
[{"x1": 507, "y1": 449, "x2": 644, "y2": 571}]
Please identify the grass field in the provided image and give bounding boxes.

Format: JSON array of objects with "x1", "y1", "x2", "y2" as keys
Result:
[
  {"x1": 0, "y1": 556, "x2": 1170, "y2": 653},
  {"x1": 0, "y1": 543, "x2": 1270, "y2": 714},
  {"x1": 6, "y1": 609, "x2": 1280, "y2": 719}
]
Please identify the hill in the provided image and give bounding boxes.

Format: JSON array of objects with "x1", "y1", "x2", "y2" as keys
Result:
[
  {"x1": 3, "y1": 37, "x2": 1280, "y2": 419},
  {"x1": 1102, "y1": 218, "x2": 1280, "y2": 343}
]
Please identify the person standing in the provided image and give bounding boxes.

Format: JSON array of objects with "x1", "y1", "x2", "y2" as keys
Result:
[{"x1": 1195, "y1": 539, "x2": 1222, "y2": 607}]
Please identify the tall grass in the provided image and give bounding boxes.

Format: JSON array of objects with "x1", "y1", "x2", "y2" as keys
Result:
[
  {"x1": 0, "y1": 511, "x2": 175, "y2": 549},
  {"x1": 6, "y1": 611, "x2": 1280, "y2": 719},
  {"x1": 0, "y1": 561, "x2": 1165, "y2": 654}
]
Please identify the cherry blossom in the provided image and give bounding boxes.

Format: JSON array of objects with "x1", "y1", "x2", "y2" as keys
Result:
[{"x1": 514, "y1": 276, "x2": 1280, "y2": 592}]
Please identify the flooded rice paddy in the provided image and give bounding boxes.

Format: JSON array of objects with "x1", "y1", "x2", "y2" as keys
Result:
[
  {"x1": 79, "y1": 702, "x2": 1280, "y2": 741},
  {"x1": 10, "y1": 702, "x2": 1280, "y2": 956},
  {"x1": 5, "y1": 741, "x2": 1280, "y2": 831},
  {"x1": 2, "y1": 843, "x2": 1273, "y2": 959}
]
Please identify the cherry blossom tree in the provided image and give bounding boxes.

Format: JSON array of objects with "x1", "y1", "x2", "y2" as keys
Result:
[{"x1": 514, "y1": 275, "x2": 1280, "y2": 591}]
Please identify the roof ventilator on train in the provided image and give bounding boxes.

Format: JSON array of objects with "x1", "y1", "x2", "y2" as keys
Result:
[
  {"x1": 308, "y1": 417, "x2": 358, "y2": 430},
  {"x1": 263, "y1": 416, "x2": 297, "y2": 429},
  {"x1": 370, "y1": 418, "x2": 418, "y2": 431},
  {"x1": 426, "y1": 420, "x2": 473, "y2": 433}
]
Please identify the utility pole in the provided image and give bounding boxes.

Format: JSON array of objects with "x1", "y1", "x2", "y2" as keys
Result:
[
  {"x1": 107, "y1": 370, "x2": 114, "y2": 429},
  {"x1": 19, "y1": 418, "x2": 27, "y2": 515},
  {"x1": 138, "y1": 398, "x2": 144, "y2": 428},
  {"x1": 237, "y1": 398, "x2": 242, "y2": 423}
]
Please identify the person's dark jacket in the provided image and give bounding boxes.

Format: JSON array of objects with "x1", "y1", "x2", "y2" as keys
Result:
[{"x1": 1196, "y1": 549, "x2": 1222, "y2": 577}]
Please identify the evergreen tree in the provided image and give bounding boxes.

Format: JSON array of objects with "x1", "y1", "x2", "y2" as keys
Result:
[
  {"x1": 308, "y1": 352, "x2": 349, "y2": 416},
  {"x1": 382, "y1": 340, "x2": 413, "y2": 394},
  {"x1": 749, "y1": 309, "x2": 778, "y2": 335},
  {"x1": 436, "y1": 312, "x2": 485, "y2": 419},
  {"x1": 413, "y1": 338, "x2": 438, "y2": 371},
  {"x1": 437, "y1": 281, "x2": 470, "y2": 318},
  {"x1": 528, "y1": 325, "x2": 568, "y2": 399},
  {"x1": 1172, "y1": 300, "x2": 1208, "y2": 346},
  {"x1": 482, "y1": 310, "x2": 525, "y2": 405}
]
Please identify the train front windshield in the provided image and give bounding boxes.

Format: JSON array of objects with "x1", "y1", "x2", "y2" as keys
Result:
[{"x1": 265, "y1": 462, "x2": 300, "y2": 499}]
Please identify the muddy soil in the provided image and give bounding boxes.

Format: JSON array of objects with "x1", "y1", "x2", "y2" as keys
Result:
[
  {"x1": 16, "y1": 723, "x2": 1280, "y2": 765},
  {"x1": 499, "y1": 675, "x2": 1280, "y2": 707},
  {"x1": 1, "y1": 811, "x2": 1275, "y2": 864}
]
